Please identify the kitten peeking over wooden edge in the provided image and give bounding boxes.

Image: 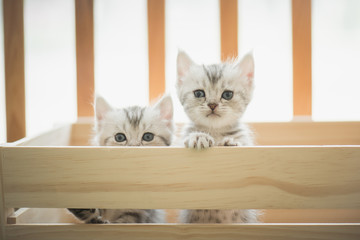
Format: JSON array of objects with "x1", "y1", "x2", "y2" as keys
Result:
[
  {"x1": 176, "y1": 50, "x2": 260, "y2": 223},
  {"x1": 68, "y1": 95, "x2": 174, "y2": 224}
]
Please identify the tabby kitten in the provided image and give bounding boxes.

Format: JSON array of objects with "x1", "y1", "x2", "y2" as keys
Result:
[
  {"x1": 176, "y1": 51, "x2": 259, "y2": 223},
  {"x1": 68, "y1": 95, "x2": 174, "y2": 223}
]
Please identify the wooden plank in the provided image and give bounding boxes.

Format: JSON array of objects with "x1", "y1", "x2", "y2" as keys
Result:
[
  {"x1": 250, "y1": 121, "x2": 360, "y2": 145},
  {"x1": 263, "y1": 209, "x2": 360, "y2": 223},
  {"x1": 69, "y1": 121, "x2": 360, "y2": 146},
  {"x1": 292, "y1": 0, "x2": 312, "y2": 117},
  {"x1": 2, "y1": 146, "x2": 360, "y2": 209},
  {"x1": 69, "y1": 121, "x2": 93, "y2": 146},
  {"x1": 147, "y1": 0, "x2": 165, "y2": 101},
  {"x1": 75, "y1": 0, "x2": 94, "y2": 117},
  {"x1": 3, "y1": 0, "x2": 26, "y2": 142},
  {"x1": 7, "y1": 208, "x2": 80, "y2": 224},
  {"x1": 0, "y1": 148, "x2": 13, "y2": 240},
  {"x1": 5, "y1": 224, "x2": 360, "y2": 240},
  {"x1": 0, "y1": 147, "x2": 5, "y2": 239},
  {"x1": 11, "y1": 124, "x2": 72, "y2": 146},
  {"x1": 220, "y1": 0, "x2": 238, "y2": 61}
]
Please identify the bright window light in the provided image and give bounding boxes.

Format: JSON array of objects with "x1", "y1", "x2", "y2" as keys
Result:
[
  {"x1": 94, "y1": 0, "x2": 148, "y2": 108},
  {"x1": 239, "y1": 0, "x2": 293, "y2": 122},
  {"x1": 24, "y1": 0, "x2": 77, "y2": 137},
  {"x1": 312, "y1": 0, "x2": 360, "y2": 121}
]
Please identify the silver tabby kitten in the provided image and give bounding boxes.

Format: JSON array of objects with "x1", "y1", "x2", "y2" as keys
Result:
[
  {"x1": 68, "y1": 95, "x2": 174, "y2": 223},
  {"x1": 176, "y1": 51, "x2": 259, "y2": 223}
]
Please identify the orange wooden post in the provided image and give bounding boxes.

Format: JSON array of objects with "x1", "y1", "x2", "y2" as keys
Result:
[
  {"x1": 220, "y1": 0, "x2": 238, "y2": 61},
  {"x1": 292, "y1": 0, "x2": 312, "y2": 118},
  {"x1": 75, "y1": 0, "x2": 94, "y2": 117},
  {"x1": 147, "y1": 0, "x2": 165, "y2": 102},
  {"x1": 3, "y1": 0, "x2": 26, "y2": 142}
]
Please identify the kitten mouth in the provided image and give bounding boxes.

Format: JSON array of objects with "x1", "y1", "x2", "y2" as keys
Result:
[{"x1": 206, "y1": 112, "x2": 221, "y2": 118}]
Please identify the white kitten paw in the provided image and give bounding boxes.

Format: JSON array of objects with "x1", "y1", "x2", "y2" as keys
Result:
[
  {"x1": 219, "y1": 137, "x2": 240, "y2": 146},
  {"x1": 184, "y1": 132, "x2": 215, "y2": 150}
]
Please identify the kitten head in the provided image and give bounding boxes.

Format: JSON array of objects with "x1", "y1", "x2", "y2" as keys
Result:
[
  {"x1": 176, "y1": 51, "x2": 254, "y2": 129},
  {"x1": 93, "y1": 95, "x2": 173, "y2": 146}
]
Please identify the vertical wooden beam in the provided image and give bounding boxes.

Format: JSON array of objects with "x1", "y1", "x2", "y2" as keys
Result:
[
  {"x1": 3, "y1": 0, "x2": 26, "y2": 142},
  {"x1": 0, "y1": 148, "x2": 5, "y2": 239},
  {"x1": 147, "y1": 0, "x2": 165, "y2": 102},
  {"x1": 75, "y1": 0, "x2": 94, "y2": 117},
  {"x1": 292, "y1": 0, "x2": 312, "y2": 118},
  {"x1": 220, "y1": 0, "x2": 238, "y2": 61}
]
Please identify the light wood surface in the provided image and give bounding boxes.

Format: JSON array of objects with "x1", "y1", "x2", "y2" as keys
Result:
[
  {"x1": 0, "y1": 147, "x2": 5, "y2": 239},
  {"x1": 11, "y1": 124, "x2": 72, "y2": 146},
  {"x1": 5, "y1": 224, "x2": 360, "y2": 240},
  {"x1": 292, "y1": 0, "x2": 312, "y2": 117},
  {"x1": 2, "y1": 146, "x2": 360, "y2": 209},
  {"x1": 69, "y1": 121, "x2": 360, "y2": 146},
  {"x1": 75, "y1": 0, "x2": 94, "y2": 117},
  {"x1": 3, "y1": 0, "x2": 26, "y2": 142},
  {"x1": 263, "y1": 209, "x2": 360, "y2": 223},
  {"x1": 250, "y1": 121, "x2": 360, "y2": 145},
  {"x1": 220, "y1": 0, "x2": 238, "y2": 61},
  {"x1": 147, "y1": 0, "x2": 165, "y2": 101},
  {"x1": 7, "y1": 208, "x2": 81, "y2": 224}
]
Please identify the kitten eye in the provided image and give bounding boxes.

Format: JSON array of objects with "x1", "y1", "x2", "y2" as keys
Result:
[
  {"x1": 222, "y1": 91, "x2": 233, "y2": 100},
  {"x1": 142, "y1": 132, "x2": 154, "y2": 142},
  {"x1": 194, "y1": 90, "x2": 205, "y2": 98},
  {"x1": 114, "y1": 133, "x2": 126, "y2": 142}
]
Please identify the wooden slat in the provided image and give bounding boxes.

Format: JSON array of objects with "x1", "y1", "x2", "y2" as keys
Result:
[
  {"x1": 263, "y1": 209, "x2": 360, "y2": 223},
  {"x1": 69, "y1": 121, "x2": 360, "y2": 146},
  {"x1": 292, "y1": 0, "x2": 312, "y2": 117},
  {"x1": 147, "y1": 0, "x2": 165, "y2": 101},
  {"x1": 7, "y1": 208, "x2": 81, "y2": 224},
  {"x1": 250, "y1": 121, "x2": 360, "y2": 145},
  {"x1": 2, "y1": 146, "x2": 360, "y2": 209},
  {"x1": 75, "y1": 0, "x2": 94, "y2": 117},
  {"x1": 3, "y1": 0, "x2": 26, "y2": 142},
  {"x1": 5, "y1": 224, "x2": 360, "y2": 240},
  {"x1": 0, "y1": 147, "x2": 5, "y2": 239},
  {"x1": 220, "y1": 0, "x2": 238, "y2": 61},
  {"x1": 11, "y1": 124, "x2": 72, "y2": 146}
]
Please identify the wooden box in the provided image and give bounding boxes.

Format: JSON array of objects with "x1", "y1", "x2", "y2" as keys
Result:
[{"x1": 1, "y1": 120, "x2": 360, "y2": 239}]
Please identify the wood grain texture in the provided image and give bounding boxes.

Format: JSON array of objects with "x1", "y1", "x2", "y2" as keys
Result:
[
  {"x1": 75, "y1": 0, "x2": 94, "y2": 117},
  {"x1": 7, "y1": 208, "x2": 81, "y2": 224},
  {"x1": 5, "y1": 224, "x2": 360, "y2": 240},
  {"x1": 292, "y1": 0, "x2": 312, "y2": 117},
  {"x1": 0, "y1": 147, "x2": 5, "y2": 239},
  {"x1": 220, "y1": 0, "x2": 238, "y2": 61},
  {"x1": 69, "y1": 121, "x2": 360, "y2": 146},
  {"x1": 2, "y1": 146, "x2": 360, "y2": 209},
  {"x1": 147, "y1": 0, "x2": 165, "y2": 101},
  {"x1": 263, "y1": 209, "x2": 360, "y2": 223},
  {"x1": 3, "y1": 0, "x2": 26, "y2": 142},
  {"x1": 250, "y1": 121, "x2": 360, "y2": 145}
]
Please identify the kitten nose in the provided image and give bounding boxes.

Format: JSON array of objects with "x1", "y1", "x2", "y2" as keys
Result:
[{"x1": 208, "y1": 103, "x2": 218, "y2": 111}]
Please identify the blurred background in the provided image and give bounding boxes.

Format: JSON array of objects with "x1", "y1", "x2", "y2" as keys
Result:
[{"x1": 1, "y1": 0, "x2": 360, "y2": 143}]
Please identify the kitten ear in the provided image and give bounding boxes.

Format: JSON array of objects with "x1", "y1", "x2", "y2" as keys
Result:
[
  {"x1": 154, "y1": 95, "x2": 173, "y2": 124},
  {"x1": 236, "y1": 52, "x2": 255, "y2": 87},
  {"x1": 95, "y1": 96, "x2": 112, "y2": 121},
  {"x1": 177, "y1": 50, "x2": 195, "y2": 86}
]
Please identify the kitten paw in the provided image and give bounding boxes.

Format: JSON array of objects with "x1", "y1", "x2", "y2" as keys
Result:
[
  {"x1": 184, "y1": 132, "x2": 215, "y2": 149},
  {"x1": 88, "y1": 216, "x2": 110, "y2": 224},
  {"x1": 219, "y1": 137, "x2": 240, "y2": 146}
]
